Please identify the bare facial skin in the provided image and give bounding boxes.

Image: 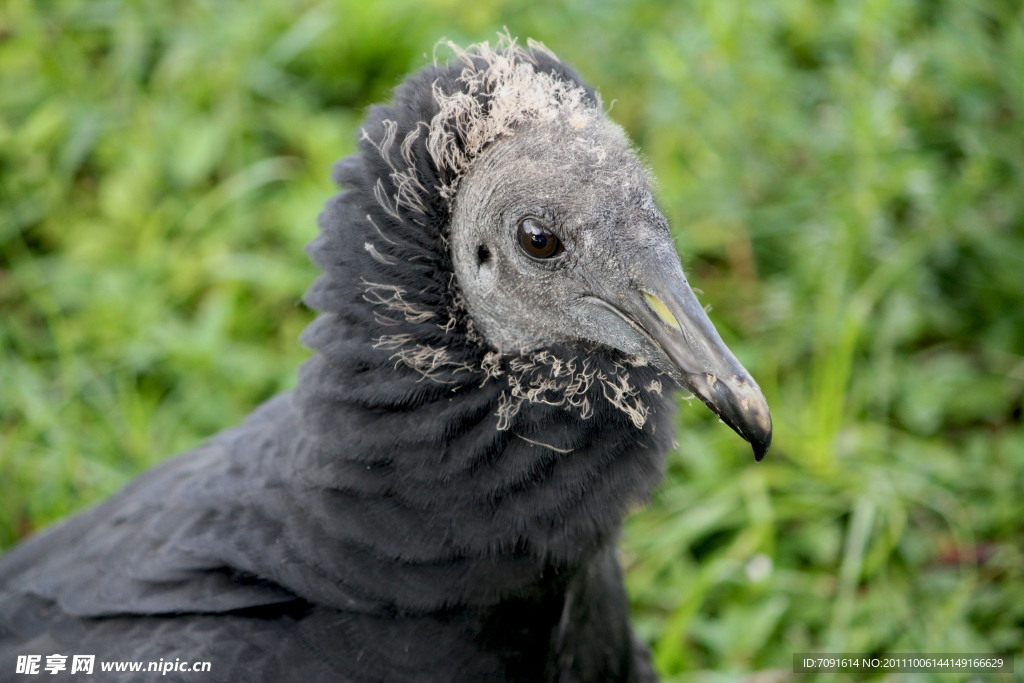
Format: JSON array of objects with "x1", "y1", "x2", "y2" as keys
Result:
[{"x1": 450, "y1": 114, "x2": 772, "y2": 459}]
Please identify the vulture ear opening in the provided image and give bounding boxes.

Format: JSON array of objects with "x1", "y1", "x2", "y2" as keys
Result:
[{"x1": 476, "y1": 244, "x2": 491, "y2": 265}]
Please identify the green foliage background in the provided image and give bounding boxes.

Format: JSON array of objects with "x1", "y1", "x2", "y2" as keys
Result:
[{"x1": 1, "y1": 0, "x2": 1022, "y2": 679}]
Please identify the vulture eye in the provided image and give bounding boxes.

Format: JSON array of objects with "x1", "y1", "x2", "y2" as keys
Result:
[{"x1": 517, "y1": 218, "x2": 563, "y2": 260}]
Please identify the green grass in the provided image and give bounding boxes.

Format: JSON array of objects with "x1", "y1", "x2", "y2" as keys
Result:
[{"x1": 2, "y1": 1, "x2": 1022, "y2": 680}]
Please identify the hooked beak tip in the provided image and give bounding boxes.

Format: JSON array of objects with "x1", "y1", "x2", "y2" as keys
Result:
[
  {"x1": 690, "y1": 371, "x2": 772, "y2": 462},
  {"x1": 751, "y1": 426, "x2": 772, "y2": 462}
]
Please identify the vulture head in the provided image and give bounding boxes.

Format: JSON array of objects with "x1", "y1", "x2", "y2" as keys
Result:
[
  {"x1": 447, "y1": 88, "x2": 772, "y2": 460},
  {"x1": 301, "y1": 38, "x2": 771, "y2": 511}
]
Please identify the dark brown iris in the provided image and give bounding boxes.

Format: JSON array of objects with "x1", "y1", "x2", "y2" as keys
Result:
[{"x1": 517, "y1": 218, "x2": 562, "y2": 259}]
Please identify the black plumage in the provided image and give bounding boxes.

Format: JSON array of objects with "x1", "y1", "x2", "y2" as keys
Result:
[{"x1": 0, "y1": 39, "x2": 770, "y2": 682}]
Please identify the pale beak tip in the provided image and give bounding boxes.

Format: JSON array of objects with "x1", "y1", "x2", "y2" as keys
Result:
[{"x1": 692, "y1": 371, "x2": 772, "y2": 462}]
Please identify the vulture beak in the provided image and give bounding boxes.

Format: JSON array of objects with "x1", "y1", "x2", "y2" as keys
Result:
[{"x1": 590, "y1": 250, "x2": 773, "y2": 461}]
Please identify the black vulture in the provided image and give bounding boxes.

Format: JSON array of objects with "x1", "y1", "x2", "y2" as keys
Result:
[{"x1": 0, "y1": 38, "x2": 771, "y2": 681}]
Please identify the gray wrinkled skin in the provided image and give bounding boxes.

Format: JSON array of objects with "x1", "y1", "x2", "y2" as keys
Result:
[{"x1": 450, "y1": 115, "x2": 677, "y2": 369}]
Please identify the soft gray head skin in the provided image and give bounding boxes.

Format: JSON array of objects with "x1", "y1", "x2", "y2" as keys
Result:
[{"x1": 450, "y1": 112, "x2": 773, "y2": 460}]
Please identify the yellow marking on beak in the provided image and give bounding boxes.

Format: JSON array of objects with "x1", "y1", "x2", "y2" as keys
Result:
[{"x1": 642, "y1": 290, "x2": 682, "y2": 331}]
